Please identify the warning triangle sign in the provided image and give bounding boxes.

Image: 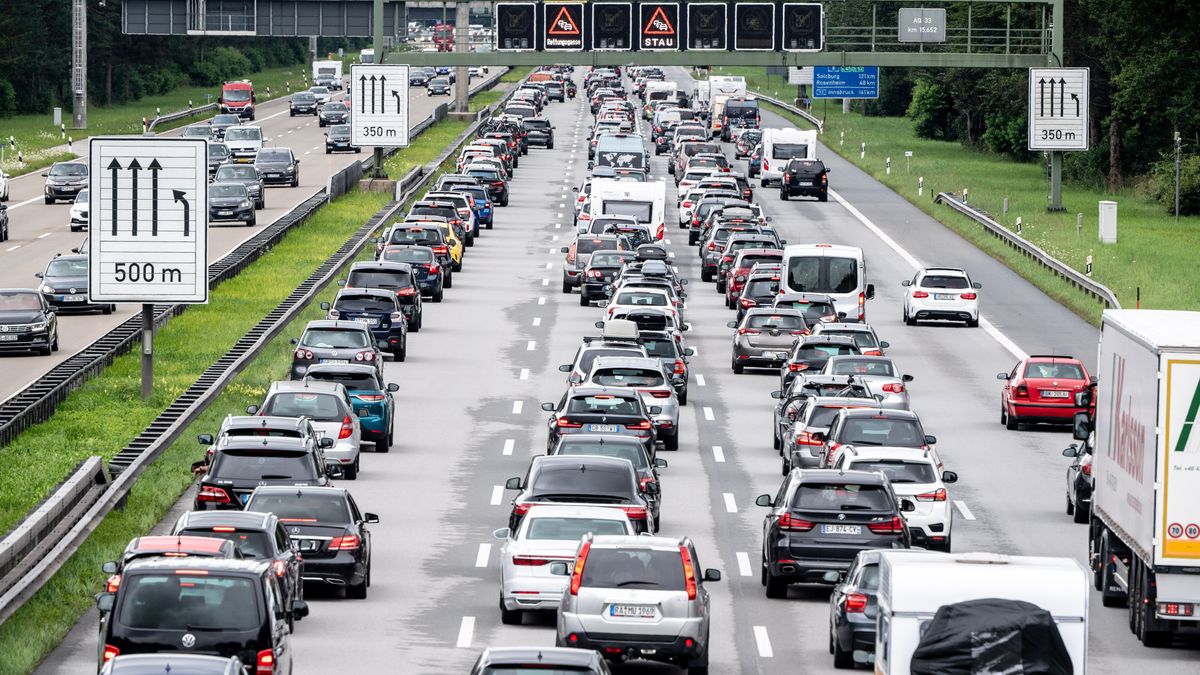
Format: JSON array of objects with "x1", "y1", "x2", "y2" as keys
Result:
[
  {"x1": 644, "y1": 6, "x2": 675, "y2": 35},
  {"x1": 548, "y1": 5, "x2": 581, "y2": 35}
]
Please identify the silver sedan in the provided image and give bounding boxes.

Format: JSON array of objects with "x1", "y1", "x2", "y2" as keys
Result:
[{"x1": 819, "y1": 355, "x2": 913, "y2": 410}]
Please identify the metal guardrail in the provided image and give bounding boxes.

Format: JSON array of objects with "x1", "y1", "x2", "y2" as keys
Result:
[
  {"x1": 0, "y1": 69, "x2": 527, "y2": 627},
  {"x1": 934, "y1": 192, "x2": 1122, "y2": 310},
  {"x1": 146, "y1": 102, "x2": 219, "y2": 132},
  {"x1": 749, "y1": 90, "x2": 823, "y2": 131}
]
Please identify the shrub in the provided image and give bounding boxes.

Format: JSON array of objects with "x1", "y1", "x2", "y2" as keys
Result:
[
  {"x1": 907, "y1": 77, "x2": 956, "y2": 141},
  {"x1": 0, "y1": 79, "x2": 16, "y2": 118},
  {"x1": 1150, "y1": 153, "x2": 1200, "y2": 216},
  {"x1": 981, "y1": 110, "x2": 1031, "y2": 160}
]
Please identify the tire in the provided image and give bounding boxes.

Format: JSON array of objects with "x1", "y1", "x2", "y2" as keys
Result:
[
  {"x1": 291, "y1": 176, "x2": 299, "y2": 188},
  {"x1": 579, "y1": 292, "x2": 589, "y2": 306},
  {"x1": 247, "y1": 216, "x2": 256, "y2": 227},
  {"x1": 715, "y1": 279, "x2": 725, "y2": 294},
  {"x1": 325, "y1": 149, "x2": 331, "y2": 154},
  {"x1": 433, "y1": 288, "x2": 444, "y2": 303},
  {"x1": 452, "y1": 259, "x2": 462, "y2": 272},
  {"x1": 1073, "y1": 499, "x2": 1089, "y2": 524},
  {"x1": 344, "y1": 459, "x2": 359, "y2": 480},
  {"x1": 394, "y1": 341, "x2": 407, "y2": 362},
  {"x1": 499, "y1": 596, "x2": 523, "y2": 625},
  {"x1": 444, "y1": 273, "x2": 453, "y2": 289},
  {"x1": 45, "y1": 196, "x2": 54, "y2": 204},
  {"x1": 1000, "y1": 405, "x2": 1008, "y2": 426},
  {"x1": 967, "y1": 316, "x2": 980, "y2": 327},
  {"x1": 678, "y1": 388, "x2": 688, "y2": 406},
  {"x1": 1066, "y1": 494, "x2": 1075, "y2": 516},
  {"x1": 562, "y1": 278, "x2": 573, "y2": 294},
  {"x1": 832, "y1": 632, "x2": 854, "y2": 669},
  {"x1": 732, "y1": 360, "x2": 744, "y2": 374},
  {"x1": 1099, "y1": 535, "x2": 1126, "y2": 608},
  {"x1": 764, "y1": 569, "x2": 788, "y2": 599},
  {"x1": 773, "y1": 430, "x2": 781, "y2": 450},
  {"x1": 409, "y1": 313, "x2": 421, "y2": 333},
  {"x1": 688, "y1": 232, "x2": 698, "y2": 246},
  {"x1": 377, "y1": 429, "x2": 392, "y2": 453},
  {"x1": 290, "y1": 110, "x2": 295, "y2": 117},
  {"x1": 780, "y1": 189, "x2": 789, "y2": 201},
  {"x1": 485, "y1": 220, "x2": 493, "y2": 230},
  {"x1": 51, "y1": 333, "x2": 58, "y2": 352},
  {"x1": 1005, "y1": 409, "x2": 1019, "y2": 431},
  {"x1": 346, "y1": 575, "x2": 368, "y2": 599},
  {"x1": 256, "y1": 198, "x2": 265, "y2": 210},
  {"x1": 664, "y1": 433, "x2": 679, "y2": 452},
  {"x1": 102, "y1": 304, "x2": 114, "y2": 315},
  {"x1": 701, "y1": 268, "x2": 713, "y2": 283}
]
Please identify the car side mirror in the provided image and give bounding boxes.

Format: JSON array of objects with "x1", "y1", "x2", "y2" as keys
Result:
[
  {"x1": 197, "y1": 433, "x2": 214, "y2": 445},
  {"x1": 837, "y1": 312, "x2": 847, "y2": 319},
  {"x1": 972, "y1": 282, "x2": 982, "y2": 289},
  {"x1": 900, "y1": 280, "x2": 911, "y2": 287},
  {"x1": 755, "y1": 494, "x2": 773, "y2": 507},
  {"x1": 683, "y1": 348, "x2": 695, "y2": 356},
  {"x1": 387, "y1": 383, "x2": 400, "y2": 392},
  {"x1": 541, "y1": 402, "x2": 556, "y2": 412},
  {"x1": 865, "y1": 284, "x2": 876, "y2": 300},
  {"x1": 505, "y1": 477, "x2": 525, "y2": 491},
  {"x1": 996, "y1": 372, "x2": 1010, "y2": 381},
  {"x1": 726, "y1": 321, "x2": 737, "y2": 328},
  {"x1": 642, "y1": 482, "x2": 659, "y2": 495},
  {"x1": 770, "y1": 390, "x2": 782, "y2": 399},
  {"x1": 594, "y1": 320, "x2": 605, "y2": 329},
  {"x1": 899, "y1": 499, "x2": 917, "y2": 513},
  {"x1": 568, "y1": 374, "x2": 583, "y2": 385},
  {"x1": 557, "y1": 364, "x2": 572, "y2": 373},
  {"x1": 1063, "y1": 444, "x2": 1080, "y2": 458},
  {"x1": 880, "y1": 341, "x2": 890, "y2": 349},
  {"x1": 246, "y1": 405, "x2": 259, "y2": 415},
  {"x1": 560, "y1": 246, "x2": 569, "y2": 253},
  {"x1": 703, "y1": 569, "x2": 721, "y2": 582},
  {"x1": 822, "y1": 570, "x2": 844, "y2": 584},
  {"x1": 319, "y1": 302, "x2": 330, "y2": 310},
  {"x1": 1073, "y1": 412, "x2": 1092, "y2": 441},
  {"x1": 95, "y1": 593, "x2": 115, "y2": 612},
  {"x1": 648, "y1": 406, "x2": 662, "y2": 416},
  {"x1": 654, "y1": 458, "x2": 668, "y2": 468},
  {"x1": 493, "y1": 527, "x2": 511, "y2": 540},
  {"x1": 291, "y1": 599, "x2": 309, "y2": 620},
  {"x1": 924, "y1": 435, "x2": 937, "y2": 445},
  {"x1": 34, "y1": 272, "x2": 43, "y2": 279},
  {"x1": 549, "y1": 561, "x2": 570, "y2": 576},
  {"x1": 902, "y1": 374, "x2": 914, "y2": 383},
  {"x1": 324, "y1": 463, "x2": 345, "y2": 479},
  {"x1": 101, "y1": 561, "x2": 118, "y2": 575},
  {"x1": 942, "y1": 470, "x2": 958, "y2": 483}
]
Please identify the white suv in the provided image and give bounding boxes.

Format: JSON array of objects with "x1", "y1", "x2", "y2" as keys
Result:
[
  {"x1": 829, "y1": 446, "x2": 957, "y2": 552},
  {"x1": 901, "y1": 267, "x2": 982, "y2": 327}
]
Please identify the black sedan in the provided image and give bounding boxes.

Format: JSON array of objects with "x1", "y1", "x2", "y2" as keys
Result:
[
  {"x1": 540, "y1": 386, "x2": 659, "y2": 458},
  {"x1": 289, "y1": 92, "x2": 319, "y2": 117},
  {"x1": 427, "y1": 77, "x2": 452, "y2": 96},
  {"x1": 36, "y1": 254, "x2": 112, "y2": 313},
  {"x1": 322, "y1": 288, "x2": 408, "y2": 360},
  {"x1": 254, "y1": 148, "x2": 301, "y2": 187},
  {"x1": 207, "y1": 182, "x2": 255, "y2": 226},
  {"x1": 325, "y1": 124, "x2": 360, "y2": 154},
  {"x1": 780, "y1": 335, "x2": 862, "y2": 391},
  {"x1": 409, "y1": 71, "x2": 430, "y2": 87},
  {"x1": 244, "y1": 486, "x2": 377, "y2": 599},
  {"x1": 318, "y1": 102, "x2": 350, "y2": 127},
  {"x1": 0, "y1": 288, "x2": 58, "y2": 355}
]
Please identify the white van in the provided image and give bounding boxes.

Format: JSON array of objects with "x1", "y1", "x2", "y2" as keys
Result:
[
  {"x1": 760, "y1": 128, "x2": 818, "y2": 186},
  {"x1": 781, "y1": 243, "x2": 874, "y2": 321},
  {"x1": 875, "y1": 551, "x2": 1088, "y2": 675},
  {"x1": 591, "y1": 178, "x2": 666, "y2": 241}
]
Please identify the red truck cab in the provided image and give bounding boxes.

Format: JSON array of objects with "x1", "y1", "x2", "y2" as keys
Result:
[
  {"x1": 433, "y1": 24, "x2": 455, "y2": 52},
  {"x1": 220, "y1": 80, "x2": 255, "y2": 120}
]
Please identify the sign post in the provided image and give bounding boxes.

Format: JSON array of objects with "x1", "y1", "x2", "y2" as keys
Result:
[
  {"x1": 1028, "y1": 67, "x2": 1089, "y2": 212},
  {"x1": 88, "y1": 137, "x2": 208, "y2": 400},
  {"x1": 350, "y1": 64, "x2": 411, "y2": 150}
]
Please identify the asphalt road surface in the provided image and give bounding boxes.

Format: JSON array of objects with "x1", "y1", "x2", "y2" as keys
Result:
[{"x1": 33, "y1": 67, "x2": 1198, "y2": 674}]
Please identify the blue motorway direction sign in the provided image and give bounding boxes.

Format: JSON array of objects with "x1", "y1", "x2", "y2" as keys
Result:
[{"x1": 812, "y1": 66, "x2": 880, "y2": 99}]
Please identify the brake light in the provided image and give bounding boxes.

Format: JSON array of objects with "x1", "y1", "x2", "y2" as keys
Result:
[
  {"x1": 1082, "y1": 463, "x2": 1092, "y2": 476},
  {"x1": 197, "y1": 486, "x2": 232, "y2": 504},
  {"x1": 682, "y1": 200, "x2": 692, "y2": 208},
  {"x1": 639, "y1": 477, "x2": 657, "y2": 493},
  {"x1": 788, "y1": 362, "x2": 808, "y2": 372},
  {"x1": 1014, "y1": 384, "x2": 1029, "y2": 399},
  {"x1": 858, "y1": 292, "x2": 866, "y2": 322},
  {"x1": 353, "y1": 351, "x2": 376, "y2": 363},
  {"x1": 570, "y1": 540, "x2": 591, "y2": 595},
  {"x1": 778, "y1": 513, "x2": 814, "y2": 531},
  {"x1": 912, "y1": 291, "x2": 930, "y2": 298},
  {"x1": 737, "y1": 328, "x2": 761, "y2": 335},
  {"x1": 566, "y1": 243, "x2": 577, "y2": 264},
  {"x1": 644, "y1": 389, "x2": 673, "y2": 398},
  {"x1": 272, "y1": 560, "x2": 287, "y2": 577},
  {"x1": 679, "y1": 545, "x2": 698, "y2": 600},
  {"x1": 915, "y1": 488, "x2": 947, "y2": 502},
  {"x1": 881, "y1": 383, "x2": 905, "y2": 393},
  {"x1": 357, "y1": 394, "x2": 386, "y2": 402},
  {"x1": 707, "y1": 242, "x2": 717, "y2": 251},
  {"x1": 867, "y1": 516, "x2": 906, "y2": 534},
  {"x1": 432, "y1": 245, "x2": 449, "y2": 255},
  {"x1": 961, "y1": 292, "x2": 978, "y2": 300},
  {"x1": 491, "y1": 181, "x2": 505, "y2": 188},
  {"x1": 556, "y1": 417, "x2": 583, "y2": 428},
  {"x1": 673, "y1": 359, "x2": 686, "y2": 375},
  {"x1": 512, "y1": 555, "x2": 558, "y2": 566},
  {"x1": 329, "y1": 534, "x2": 361, "y2": 551},
  {"x1": 740, "y1": 299, "x2": 757, "y2": 309},
  {"x1": 427, "y1": 264, "x2": 440, "y2": 274},
  {"x1": 396, "y1": 287, "x2": 417, "y2": 297},
  {"x1": 722, "y1": 256, "x2": 734, "y2": 263},
  {"x1": 844, "y1": 592, "x2": 868, "y2": 613},
  {"x1": 763, "y1": 159, "x2": 769, "y2": 171},
  {"x1": 626, "y1": 420, "x2": 653, "y2": 431},
  {"x1": 257, "y1": 648, "x2": 275, "y2": 675},
  {"x1": 294, "y1": 348, "x2": 313, "y2": 360},
  {"x1": 512, "y1": 502, "x2": 532, "y2": 518},
  {"x1": 863, "y1": 349, "x2": 882, "y2": 356},
  {"x1": 794, "y1": 431, "x2": 822, "y2": 446},
  {"x1": 102, "y1": 645, "x2": 120, "y2": 663},
  {"x1": 338, "y1": 415, "x2": 354, "y2": 439},
  {"x1": 389, "y1": 312, "x2": 403, "y2": 322},
  {"x1": 327, "y1": 309, "x2": 341, "y2": 319}
]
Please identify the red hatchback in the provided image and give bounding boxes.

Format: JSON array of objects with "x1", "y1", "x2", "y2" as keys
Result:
[{"x1": 998, "y1": 356, "x2": 1093, "y2": 430}]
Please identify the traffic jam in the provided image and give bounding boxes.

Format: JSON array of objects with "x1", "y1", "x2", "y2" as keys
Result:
[{"x1": 85, "y1": 64, "x2": 1177, "y2": 675}]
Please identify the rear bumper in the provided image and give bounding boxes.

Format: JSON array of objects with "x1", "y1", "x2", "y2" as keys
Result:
[
  {"x1": 302, "y1": 555, "x2": 366, "y2": 586},
  {"x1": 768, "y1": 557, "x2": 853, "y2": 582},
  {"x1": 1010, "y1": 401, "x2": 1081, "y2": 421},
  {"x1": 912, "y1": 308, "x2": 976, "y2": 322}
]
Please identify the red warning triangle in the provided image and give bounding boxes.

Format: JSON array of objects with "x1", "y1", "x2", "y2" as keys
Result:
[
  {"x1": 548, "y1": 5, "x2": 581, "y2": 35},
  {"x1": 644, "y1": 6, "x2": 675, "y2": 35}
]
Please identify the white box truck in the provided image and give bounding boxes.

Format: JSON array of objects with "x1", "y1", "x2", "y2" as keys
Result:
[
  {"x1": 875, "y1": 551, "x2": 1088, "y2": 675},
  {"x1": 312, "y1": 60, "x2": 344, "y2": 90},
  {"x1": 590, "y1": 178, "x2": 666, "y2": 241},
  {"x1": 1088, "y1": 309, "x2": 1200, "y2": 646}
]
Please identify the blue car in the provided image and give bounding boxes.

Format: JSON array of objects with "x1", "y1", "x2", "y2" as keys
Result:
[
  {"x1": 450, "y1": 184, "x2": 494, "y2": 229},
  {"x1": 378, "y1": 245, "x2": 445, "y2": 302},
  {"x1": 303, "y1": 363, "x2": 398, "y2": 450}
]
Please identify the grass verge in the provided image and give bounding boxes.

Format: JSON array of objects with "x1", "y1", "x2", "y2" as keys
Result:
[
  {"x1": 0, "y1": 65, "x2": 306, "y2": 176},
  {"x1": 0, "y1": 89, "x2": 494, "y2": 675},
  {"x1": 713, "y1": 66, "x2": 1200, "y2": 322},
  {"x1": 499, "y1": 67, "x2": 533, "y2": 84}
]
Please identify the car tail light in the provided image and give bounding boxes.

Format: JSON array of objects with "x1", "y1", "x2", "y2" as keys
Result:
[
  {"x1": 691, "y1": 216, "x2": 700, "y2": 226},
  {"x1": 556, "y1": 417, "x2": 583, "y2": 428},
  {"x1": 881, "y1": 382, "x2": 905, "y2": 393},
  {"x1": 794, "y1": 431, "x2": 821, "y2": 446},
  {"x1": 566, "y1": 244, "x2": 577, "y2": 264},
  {"x1": 338, "y1": 415, "x2": 354, "y2": 439},
  {"x1": 397, "y1": 287, "x2": 417, "y2": 297},
  {"x1": 294, "y1": 348, "x2": 313, "y2": 360},
  {"x1": 673, "y1": 359, "x2": 686, "y2": 375},
  {"x1": 432, "y1": 245, "x2": 449, "y2": 255},
  {"x1": 327, "y1": 309, "x2": 341, "y2": 319},
  {"x1": 102, "y1": 645, "x2": 120, "y2": 663},
  {"x1": 626, "y1": 420, "x2": 653, "y2": 431},
  {"x1": 272, "y1": 560, "x2": 287, "y2": 577},
  {"x1": 329, "y1": 534, "x2": 361, "y2": 551},
  {"x1": 707, "y1": 242, "x2": 717, "y2": 251},
  {"x1": 736, "y1": 328, "x2": 760, "y2": 336},
  {"x1": 722, "y1": 256, "x2": 734, "y2": 263},
  {"x1": 427, "y1": 264, "x2": 440, "y2": 274},
  {"x1": 639, "y1": 477, "x2": 657, "y2": 493},
  {"x1": 788, "y1": 362, "x2": 808, "y2": 372},
  {"x1": 1014, "y1": 384, "x2": 1029, "y2": 399},
  {"x1": 916, "y1": 488, "x2": 947, "y2": 502},
  {"x1": 912, "y1": 290, "x2": 930, "y2": 299},
  {"x1": 389, "y1": 312, "x2": 403, "y2": 322},
  {"x1": 791, "y1": 330, "x2": 810, "y2": 336},
  {"x1": 1158, "y1": 602, "x2": 1195, "y2": 617},
  {"x1": 844, "y1": 592, "x2": 868, "y2": 613},
  {"x1": 763, "y1": 159, "x2": 769, "y2": 171},
  {"x1": 106, "y1": 574, "x2": 121, "y2": 592},
  {"x1": 858, "y1": 292, "x2": 866, "y2": 321},
  {"x1": 778, "y1": 513, "x2": 814, "y2": 531},
  {"x1": 570, "y1": 540, "x2": 591, "y2": 595},
  {"x1": 679, "y1": 545, "x2": 698, "y2": 600},
  {"x1": 586, "y1": 269, "x2": 602, "y2": 279},
  {"x1": 358, "y1": 394, "x2": 386, "y2": 402},
  {"x1": 740, "y1": 298, "x2": 757, "y2": 309},
  {"x1": 644, "y1": 389, "x2": 673, "y2": 398},
  {"x1": 682, "y1": 200, "x2": 692, "y2": 208},
  {"x1": 863, "y1": 349, "x2": 882, "y2": 356},
  {"x1": 867, "y1": 516, "x2": 906, "y2": 534},
  {"x1": 354, "y1": 351, "x2": 376, "y2": 363},
  {"x1": 197, "y1": 486, "x2": 232, "y2": 504},
  {"x1": 512, "y1": 555, "x2": 557, "y2": 566},
  {"x1": 491, "y1": 181, "x2": 505, "y2": 188},
  {"x1": 256, "y1": 648, "x2": 275, "y2": 675},
  {"x1": 1082, "y1": 463, "x2": 1092, "y2": 476},
  {"x1": 961, "y1": 292, "x2": 978, "y2": 300}
]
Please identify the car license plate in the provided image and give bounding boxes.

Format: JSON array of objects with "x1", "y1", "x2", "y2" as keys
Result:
[
  {"x1": 610, "y1": 604, "x2": 655, "y2": 618},
  {"x1": 588, "y1": 424, "x2": 619, "y2": 432},
  {"x1": 0, "y1": 334, "x2": 18, "y2": 342},
  {"x1": 266, "y1": 173, "x2": 280, "y2": 178},
  {"x1": 796, "y1": 180, "x2": 813, "y2": 186},
  {"x1": 218, "y1": 210, "x2": 233, "y2": 216},
  {"x1": 934, "y1": 293, "x2": 956, "y2": 300},
  {"x1": 298, "y1": 539, "x2": 320, "y2": 552},
  {"x1": 62, "y1": 295, "x2": 86, "y2": 302},
  {"x1": 354, "y1": 317, "x2": 378, "y2": 326},
  {"x1": 1042, "y1": 390, "x2": 1070, "y2": 398},
  {"x1": 321, "y1": 359, "x2": 349, "y2": 364},
  {"x1": 820, "y1": 524, "x2": 862, "y2": 535}
]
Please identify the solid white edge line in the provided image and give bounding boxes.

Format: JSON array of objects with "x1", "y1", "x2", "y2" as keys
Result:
[
  {"x1": 829, "y1": 188, "x2": 1028, "y2": 362},
  {"x1": 753, "y1": 625, "x2": 774, "y2": 658},
  {"x1": 736, "y1": 552, "x2": 753, "y2": 577},
  {"x1": 502, "y1": 439, "x2": 515, "y2": 456},
  {"x1": 455, "y1": 616, "x2": 475, "y2": 648},
  {"x1": 954, "y1": 500, "x2": 977, "y2": 521},
  {"x1": 703, "y1": 406, "x2": 715, "y2": 421},
  {"x1": 490, "y1": 485, "x2": 504, "y2": 506},
  {"x1": 722, "y1": 492, "x2": 737, "y2": 513},
  {"x1": 474, "y1": 543, "x2": 490, "y2": 568},
  {"x1": 512, "y1": 400, "x2": 524, "y2": 414},
  {"x1": 712, "y1": 445, "x2": 725, "y2": 463}
]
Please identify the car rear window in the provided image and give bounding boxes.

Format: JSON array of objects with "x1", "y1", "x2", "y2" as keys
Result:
[
  {"x1": 746, "y1": 279, "x2": 780, "y2": 296},
  {"x1": 347, "y1": 270, "x2": 412, "y2": 290},
  {"x1": 566, "y1": 395, "x2": 641, "y2": 415},
  {"x1": 590, "y1": 367, "x2": 664, "y2": 388},
  {"x1": 262, "y1": 392, "x2": 344, "y2": 421},
  {"x1": 919, "y1": 275, "x2": 970, "y2": 289},
  {"x1": 389, "y1": 228, "x2": 441, "y2": 246},
  {"x1": 246, "y1": 493, "x2": 351, "y2": 524},
  {"x1": 118, "y1": 574, "x2": 260, "y2": 631},
  {"x1": 588, "y1": 251, "x2": 635, "y2": 267},
  {"x1": 777, "y1": 300, "x2": 837, "y2": 321},
  {"x1": 794, "y1": 345, "x2": 858, "y2": 360},
  {"x1": 639, "y1": 338, "x2": 677, "y2": 359},
  {"x1": 305, "y1": 371, "x2": 379, "y2": 392},
  {"x1": 525, "y1": 516, "x2": 629, "y2": 540},
  {"x1": 1024, "y1": 362, "x2": 1085, "y2": 380},
  {"x1": 772, "y1": 143, "x2": 809, "y2": 160},
  {"x1": 807, "y1": 405, "x2": 861, "y2": 428},
  {"x1": 602, "y1": 201, "x2": 653, "y2": 223},
  {"x1": 556, "y1": 441, "x2": 647, "y2": 469},
  {"x1": 747, "y1": 314, "x2": 805, "y2": 330},
  {"x1": 223, "y1": 428, "x2": 302, "y2": 439},
  {"x1": 177, "y1": 528, "x2": 272, "y2": 559},
  {"x1": 793, "y1": 483, "x2": 893, "y2": 511},
  {"x1": 576, "y1": 238, "x2": 620, "y2": 255},
  {"x1": 531, "y1": 464, "x2": 634, "y2": 497},
  {"x1": 821, "y1": 330, "x2": 880, "y2": 349},
  {"x1": 839, "y1": 418, "x2": 924, "y2": 447},
  {"x1": 849, "y1": 460, "x2": 937, "y2": 485},
  {"x1": 212, "y1": 450, "x2": 315, "y2": 481},
  {"x1": 579, "y1": 548, "x2": 685, "y2": 590},
  {"x1": 828, "y1": 359, "x2": 896, "y2": 377},
  {"x1": 468, "y1": 169, "x2": 501, "y2": 181},
  {"x1": 787, "y1": 256, "x2": 859, "y2": 295},
  {"x1": 300, "y1": 328, "x2": 369, "y2": 349},
  {"x1": 381, "y1": 247, "x2": 434, "y2": 264},
  {"x1": 335, "y1": 295, "x2": 395, "y2": 313},
  {"x1": 614, "y1": 292, "x2": 667, "y2": 306},
  {"x1": 737, "y1": 254, "x2": 782, "y2": 268}
]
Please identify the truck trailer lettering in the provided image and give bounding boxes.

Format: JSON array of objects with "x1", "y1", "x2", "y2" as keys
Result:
[{"x1": 1109, "y1": 353, "x2": 1146, "y2": 482}]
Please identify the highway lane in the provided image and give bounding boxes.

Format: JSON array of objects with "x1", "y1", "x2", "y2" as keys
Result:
[
  {"x1": 0, "y1": 77, "x2": 498, "y2": 405},
  {"x1": 36, "y1": 69, "x2": 1200, "y2": 674}
]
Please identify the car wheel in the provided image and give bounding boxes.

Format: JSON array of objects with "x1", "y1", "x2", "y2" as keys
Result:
[
  {"x1": 291, "y1": 175, "x2": 299, "y2": 188},
  {"x1": 967, "y1": 316, "x2": 980, "y2": 328},
  {"x1": 664, "y1": 434, "x2": 679, "y2": 452},
  {"x1": 346, "y1": 575, "x2": 368, "y2": 599},
  {"x1": 678, "y1": 388, "x2": 688, "y2": 406},
  {"x1": 256, "y1": 198, "x2": 265, "y2": 210},
  {"x1": 290, "y1": 110, "x2": 295, "y2": 117},
  {"x1": 1000, "y1": 404, "x2": 1008, "y2": 426},
  {"x1": 715, "y1": 279, "x2": 725, "y2": 294},
  {"x1": 832, "y1": 633, "x2": 854, "y2": 669},
  {"x1": 325, "y1": 149, "x2": 331, "y2": 154},
  {"x1": 562, "y1": 279, "x2": 572, "y2": 294},
  {"x1": 1005, "y1": 409, "x2": 1019, "y2": 431},
  {"x1": 780, "y1": 189, "x2": 789, "y2": 201},
  {"x1": 773, "y1": 431, "x2": 780, "y2": 450},
  {"x1": 444, "y1": 273, "x2": 453, "y2": 289},
  {"x1": 102, "y1": 304, "x2": 114, "y2": 315},
  {"x1": 45, "y1": 196, "x2": 54, "y2": 204},
  {"x1": 700, "y1": 268, "x2": 713, "y2": 283},
  {"x1": 485, "y1": 220, "x2": 493, "y2": 230},
  {"x1": 904, "y1": 307, "x2": 916, "y2": 326},
  {"x1": 819, "y1": 192, "x2": 829, "y2": 203},
  {"x1": 579, "y1": 292, "x2": 589, "y2": 306},
  {"x1": 344, "y1": 459, "x2": 359, "y2": 480},
  {"x1": 1073, "y1": 500, "x2": 1089, "y2": 524},
  {"x1": 376, "y1": 429, "x2": 392, "y2": 452},
  {"x1": 499, "y1": 595, "x2": 523, "y2": 625},
  {"x1": 394, "y1": 341, "x2": 407, "y2": 362},
  {"x1": 732, "y1": 360, "x2": 744, "y2": 375},
  {"x1": 764, "y1": 569, "x2": 788, "y2": 599},
  {"x1": 688, "y1": 232, "x2": 697, "y2": 246},
  {"x1": 247, "y1": 216, "x2": 255, "y2": 227},
  {"x1": 452, "y1": 259, "x2": 462, "y2": 272},
  {"x1": 433, "y1": 288, "x2": 444, "y2": 303},
  {"x1": 1066, "y1": 493, "x2": 1075, "y2": 516},
  {"x1": 653, "y1": 514, "x2": 661, "y2": 532}
]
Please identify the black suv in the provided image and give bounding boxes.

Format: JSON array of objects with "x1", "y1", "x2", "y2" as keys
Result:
[
  {"x1": 95, "y1": 558, "x2": 305, "y2": 671},
  {"x1": 194, "y1": 436, "x2": 336, "y2": 511},
  {"x1": 755, "y1": 468, "x2": 912, "y2": 597},
  {"x1": 171, "y1": 510, "x2": 305, "y2": 629},
  {"x1": 322, "y1": 288, "x2": 408, "y2": 360},
  {"x1": 523, "y1": 118, "x2": 555, "y2": 148},
  {"x1": 344, "y1": 261, "x2": 424, "y2": 331},
  {"x1": 254, "y1": 148, "x2": 300, "y2": 187},
  {"x1": 780, "y1": 158, "x2": 830, "y2": 202}
]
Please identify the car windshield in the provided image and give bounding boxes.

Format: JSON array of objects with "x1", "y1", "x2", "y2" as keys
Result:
[
  {"x1": 576, "y1": 238, "x2": 619, "y2": 256},
  {"x1": 839, "y1": 418, "x2": 923, "y2": 446},
  {"x1": 335, "y1": 296, "x2": 395, "y2": 313},
  {"x1": 431, "y1": 78, "x2": 449, "y2": 86},
  {"x1": 850, "y1": 460, "x2": 937, "y2": 484},
  {"x1": 746, "y1": 314, "x2": 804, "y2": 330},
  {"x1": 224, "y1": 128, "x2": 260, "y2": 141},
  {"x1": 590, "y1": 367, "x2": 664, "y2": 388},
  {"x1": 262, "y1": 392, "x2": 344, "y2": 422},
  {"x1": 117, "y1": 574, "x2": 259, "y2": 631},
  {"x1": 210, "y1": 184, "x2": 247, "y2": 198},
  {"x1": 1025, "y1": 362, "x2": 1086, "y2": 379},
  {"x1": 75, "y1": 189, "x2": 89, "y2": 203},
  {"x1": 177, "y1": 528, "x2": 271, "y2": 559},
  {"x1": 382, "y1": 247, "x2": 434, "y2": 264},
  {"x1": 310, "y1": 87, "x2": 329, "y2": 95},
  {"x1": 256, "y1": 149, "x2": 291, "y2": 162},
  {"x1": 301, "y1": 328, "x2": 369, "y2": 349},
  {"x1": 453, "y1": 187, "x2": 488, "y2": 202},
  {"x1": 329, "y1": 125, "x2": 351, "y2": 137},
  {"x1": 324, "y1": 103, "x2": 347, "y2": 113},
  {"x1": 579, "y1": 548, "x2": 686, "y2": 590},
  {"x1": 614, "y1": 292, "x2": 667, "y2": 306},
  {"x1": 212, "y1": 450, "x2": 315, "y2": 481},
  {"x1": 224, "y1": 88, "x2": 251, "y2": 102},
  {"x1": 347, "y1": 270, "x2": 412, "y2": 289},
  {"x1": 182, "y1": 127, "x2": 210, "y2": 137},
  {"x1": 0, "y1": 291, "x2": 40, "y2": 310},
  {"x1": 829, "y1": 359, "x2": 896, "y2": 377},
  {"x1": 209, "y1": 144, "x2": 229, "y2": 158},
  {"x1": 246, "y1": 493, "x2": 351, "y2": 524},
  {"x1": 293, "y1": 93, "x2": 315, "y2": 102},
  {"x1": 566, "y1": 395, "x2": 641, "y2": 415},
  {"x1": 787, "y1": 256, "x2": 859, "y2": 294},
  {"x1": 793, "y1": 483, "x2": 893, "y2": 511},
  {"x1": 524, "y1": 516, "x2": 629, "y2": 541},
  {"x1": 51, "y1": 163, "x2": 87, "y2": 177},
  {"x1": 45, "y1": 258, "x2": 88, "y2": 276},
  {"x1": 217, "y1": 166, "x2": 256, "y2": 180}
]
